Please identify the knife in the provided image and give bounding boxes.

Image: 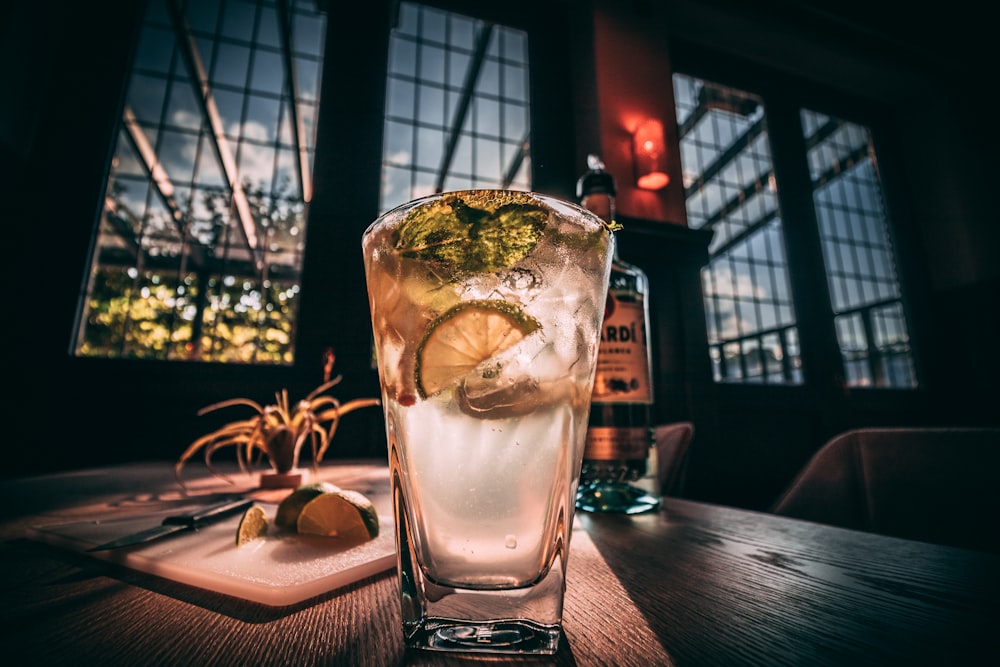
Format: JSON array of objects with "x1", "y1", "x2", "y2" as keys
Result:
[{"x1": 87, "y1": 496, "x2": 254, "y2": 552}]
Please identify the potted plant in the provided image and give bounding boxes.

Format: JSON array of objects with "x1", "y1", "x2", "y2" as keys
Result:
[{"x1": 175, "y1": 374, "x2": 381, "y2": 489}]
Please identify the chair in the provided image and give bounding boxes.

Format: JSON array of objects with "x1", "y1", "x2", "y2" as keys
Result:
[
  {"x1": 771, "y1": 427, "x2": 1000, "y2": 553},
  {"x1": 654, "y1": 422, "x2": 694, "y2": 497}
]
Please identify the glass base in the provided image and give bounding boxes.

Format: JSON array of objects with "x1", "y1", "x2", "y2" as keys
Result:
[
  {"x1": 401, "y1": 570, "x2": 566, "y2": 655},
  {"x1": 397, "y1": 495, "x2": 568, "y2": 656},
  {"x1": 576, "y1": 481, "x2": 660, "y2": 514},
  {"x1": 408, "y1": 619, "x2": 561, "y2": 655}
]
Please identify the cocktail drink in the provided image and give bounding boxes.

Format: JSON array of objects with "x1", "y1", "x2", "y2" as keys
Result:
[{"x1": 362, "y1": 190, "x2": 615, "y2": 654}]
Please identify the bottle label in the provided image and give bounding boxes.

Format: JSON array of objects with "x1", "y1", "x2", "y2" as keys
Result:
[
  {"x1": 592, "y1": 292, "x2": 652, "y2": 404},
  {"x1": 584, "y1": 427, "x2": 649, "y2": 459}
]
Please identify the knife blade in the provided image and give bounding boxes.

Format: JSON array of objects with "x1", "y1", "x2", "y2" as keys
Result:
[{"x1": 87, "y1": 496, "x2": 254, "y2": 552}]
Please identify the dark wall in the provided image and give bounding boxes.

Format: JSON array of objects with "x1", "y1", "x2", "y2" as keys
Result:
[{"x1": 4, "y1": 1, "x2": 146, "y2": 476}]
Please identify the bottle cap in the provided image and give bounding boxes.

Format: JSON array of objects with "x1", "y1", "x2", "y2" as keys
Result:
[{"x1": 576, "y1": 154, "x2": 616, "y2": 198}]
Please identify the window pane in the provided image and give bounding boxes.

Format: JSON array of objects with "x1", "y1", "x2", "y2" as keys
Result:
[
  {"x1": 743, "y1": 337, "x2": 763, "y2": 382},
  {"x1": 802, "y1": 109, "x2": 916, "y2": 388},
  {"x1": 75, "y1": 0, "x2": 327, "y2": 364},
  {"x1": 673, "y1": 73, "x2": 801, "y2": 385},
  {"x1": 379, "y1": 2, "x2": 532, "y2": 213}
]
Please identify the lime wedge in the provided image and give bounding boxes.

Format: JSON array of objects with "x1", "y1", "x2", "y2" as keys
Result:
[
  {"x1": 296, "y1": 489, "x2": 380, "y2": 541},
  {"x1": 275, "y1": 481, "x2": 341, "y2": 529},
  {"x1": 415, "y1": 299, "x2": 541, "y2": 398},
  {"x1": 235, "y1": 505, "x2": 269, "y2": 546}
]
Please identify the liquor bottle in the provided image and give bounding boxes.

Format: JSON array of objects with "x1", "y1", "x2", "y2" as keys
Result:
[{"x1": 576, "y1": 155, "x2": 659, "y2": 513}]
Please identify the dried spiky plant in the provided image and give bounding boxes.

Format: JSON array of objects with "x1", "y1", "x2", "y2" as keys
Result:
[{"x1": 175, "y1": 375, "x2": 380, "y2": 489}]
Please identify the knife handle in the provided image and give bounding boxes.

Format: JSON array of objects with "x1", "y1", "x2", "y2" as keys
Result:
[{"x1": 162, "y1": 498, "x2": 253, "y2": 528}]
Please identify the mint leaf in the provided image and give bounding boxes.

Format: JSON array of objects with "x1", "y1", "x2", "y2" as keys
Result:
[{"x1": 394, "y1": 191, "x2": 546, "y2": 273}]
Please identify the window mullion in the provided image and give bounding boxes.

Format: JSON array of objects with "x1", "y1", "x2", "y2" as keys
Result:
[{"x1": 765, "y1": 99, "x2": 845, "y2": 400}]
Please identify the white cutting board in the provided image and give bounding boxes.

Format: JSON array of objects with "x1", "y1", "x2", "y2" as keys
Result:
[{"x1": 29, "y1": 469, "x2": 397, "y2": 607}]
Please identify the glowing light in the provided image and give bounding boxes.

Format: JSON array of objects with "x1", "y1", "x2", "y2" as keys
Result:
[{"x1": 633, "y1": 119, "x2": 670, "y2": 191}]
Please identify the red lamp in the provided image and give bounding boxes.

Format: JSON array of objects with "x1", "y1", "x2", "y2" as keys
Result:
[{"x1": 633, "y1": 119, "x2": 670, "y2": 190}]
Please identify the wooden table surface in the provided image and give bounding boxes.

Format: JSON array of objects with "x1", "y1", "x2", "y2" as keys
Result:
[{"x1": 0, "y1": 460, "x2": 996, "y2": 666}]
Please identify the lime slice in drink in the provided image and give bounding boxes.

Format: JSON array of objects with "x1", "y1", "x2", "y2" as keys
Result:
[
  {"x1": 415, "y1": 299, "x2": 542, "y2": 398},
  {"x1": 394, "y1": 190, "x2": 548, "y2": 273},
  {"x1": 275, "y1": 481, "x2": 341, "y2": 529},
  {"x1": 296, "y1": 489, "x2": 380, "y2": 541},
  {"x1": 235, "y1": 504, "x2": 269, "y2": 546}
]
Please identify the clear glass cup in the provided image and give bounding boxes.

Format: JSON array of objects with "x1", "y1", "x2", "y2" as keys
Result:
[{"x1": 362, "y1": 190, "x2": 615, "y2": 655}]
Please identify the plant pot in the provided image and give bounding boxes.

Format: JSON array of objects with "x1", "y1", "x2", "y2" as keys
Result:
[{"x1": 259, "y1": 469, "x2": 309, "y2": 489}]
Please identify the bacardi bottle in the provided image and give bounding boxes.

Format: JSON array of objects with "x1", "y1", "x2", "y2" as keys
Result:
[{"x1": 576, "y1": 155, "x2": 659, "y2": 513}]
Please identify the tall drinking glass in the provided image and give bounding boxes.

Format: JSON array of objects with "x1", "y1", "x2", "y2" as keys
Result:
[{"x1": 362, "y1": 190, "x2": 615, "y2": 655}]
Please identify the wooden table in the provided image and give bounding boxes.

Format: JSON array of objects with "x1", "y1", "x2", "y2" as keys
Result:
[{"x1": 0, "y1": 460, "x2": 995, "y2": 666}]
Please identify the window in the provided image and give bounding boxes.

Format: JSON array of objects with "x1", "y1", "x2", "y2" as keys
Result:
[
  {"x1": 380, "y1": 1, "x2": 531, "y2": 214},
  {"x1": 673, "y1": 74, "x2": 916, "y2": 389},
  {"x1": 803, "y1": 110, "x2": 916, "y2": 388},
  {"x1": 74, "y1": 0, "x2": 326, "y2": 364},
  {"x1": 673, "y1": 75, "x2": 802, "y2": 384}
]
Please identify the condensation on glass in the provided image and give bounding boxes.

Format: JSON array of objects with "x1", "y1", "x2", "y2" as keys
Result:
[
  {"x1": 74, "y1": 0, "x2": 326, "y2": 363},
  {"x1": 673, "y1": 74, "x2": 802, "y2": 385},
  {"x1": 379, "y1": 2, "x2": 531, "y2": 214},
  {"x1": 802, "y1": 110, "x2": 917, "y2": 388}
]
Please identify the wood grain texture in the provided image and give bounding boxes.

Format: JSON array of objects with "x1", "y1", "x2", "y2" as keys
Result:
[
  {"x1": 580, "y1": 500, "x2": 998, "y2": 666},
  {"x1": 1, "y1": 462, "x2": 996, "y2": 666}
]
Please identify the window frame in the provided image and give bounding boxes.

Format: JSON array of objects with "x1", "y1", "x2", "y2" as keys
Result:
[
  {"x1": 378, "y1": 1, "x2": 535, "y2": 214},
  {"x1": 668, "y1": 39, "x2": 927, "y2": 398},
  {"x1": 73, "y1": 0, "x2": 328, "y2": 366}
]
